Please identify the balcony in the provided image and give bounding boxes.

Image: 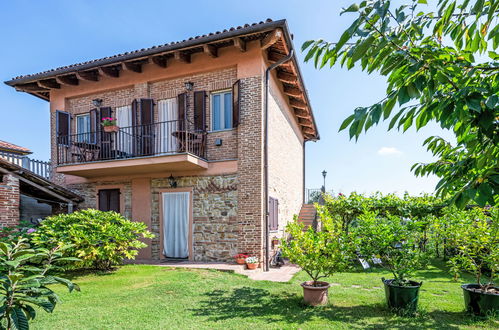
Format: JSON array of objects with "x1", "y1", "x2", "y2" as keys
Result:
[{"x1": 56, "y1": 120, "x2": 208, "y2": 178}]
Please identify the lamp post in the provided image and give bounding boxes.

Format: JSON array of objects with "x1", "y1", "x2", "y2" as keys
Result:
[{"x1": 322, "y1": 170, "x2": 327, "y2": 193}]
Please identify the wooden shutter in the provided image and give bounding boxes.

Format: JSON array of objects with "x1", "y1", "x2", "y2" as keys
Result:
[
  {"x1": 89, "y1": 108, "x2": 99, "y2": 144},
  {"x1": 99, "y1": 107, "x2": 113, "y2": 159},
  {"x1": 193, "y1": 91, "x2": 206, "y2": 131},
  {"x1": 98, "y1": 189, "x2": 120, "y2": 213},
  {"x1": 140, "y1": 99, "x2": 155, "y2": 155},
  {"x1": 232, "y1": 80, "x2": 240, "y2": 127},
  {"x1": 177, "y1": 93, "x2": 187, "y2": 130},
  {"x1": 269, "y1": 197, "x2": 279, "y2": 231},
  {"x1": 56, "y1": 110, "x2": 71, "y2": 145}
]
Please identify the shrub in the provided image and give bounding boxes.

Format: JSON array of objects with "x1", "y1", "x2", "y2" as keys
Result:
[
  {"x1": 0, "y1": 238, "x2": 79, "y2": 330},
  {"x1": 351, "y1": 211, "x2": 429, "y2": 286},
  {"x1": 32, "y1": 209, "x2": 154, "y2": 270},
  {"x1": 0, "y1": 221, "x2": 37, "y2": 243},
  {"x1": 435, "y1": 207, "x2": 498, "y2": 291},
  {"x1": 281, "y1": 215, "x2": 352, "y2": 286}
]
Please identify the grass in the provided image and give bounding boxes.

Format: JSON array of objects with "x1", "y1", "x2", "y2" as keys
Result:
[{"x1": 31, "y1": 260, "x2": 497, "y2": 330}]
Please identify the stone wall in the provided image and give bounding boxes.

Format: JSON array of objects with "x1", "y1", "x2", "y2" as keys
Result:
[
  {"x1": 151, "y1": 174, "x2": 238, "y2": 261},
  {"x1": 0, "y1": 174, "x2": 20, "y2": 227}
]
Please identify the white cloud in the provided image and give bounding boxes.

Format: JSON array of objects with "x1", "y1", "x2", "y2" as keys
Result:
[{"x1": 377, "y1": 147, "x2": 403, "y2": 156}]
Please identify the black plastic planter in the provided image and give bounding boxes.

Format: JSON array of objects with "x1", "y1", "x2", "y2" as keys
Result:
[
  {"x1": 382, "y1": 278, "x2": 422, "y2": 314},
  {"x1": 461, "y1": 284, "x2": 499, "y2": 316}
]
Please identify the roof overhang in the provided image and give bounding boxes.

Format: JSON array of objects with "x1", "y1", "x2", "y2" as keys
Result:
[{"x1": 5, "y1": 19, "x2": 319, "y2": 140}]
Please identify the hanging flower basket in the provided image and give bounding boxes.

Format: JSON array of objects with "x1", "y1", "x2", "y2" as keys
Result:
[{"x1": 103, "y1": 125, "x2": 119, "y2": 133}]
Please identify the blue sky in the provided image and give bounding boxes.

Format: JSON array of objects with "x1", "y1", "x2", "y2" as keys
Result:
[{"x1": 0, "y1": 0, "x2": 454, "y2": 195}]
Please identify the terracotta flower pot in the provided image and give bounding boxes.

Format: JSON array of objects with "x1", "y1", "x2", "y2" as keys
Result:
[
  {"x1": 246, "y1": 263, "x2": 258, "y2": 270},
  {"x1": 104, "y1": 125, "x2": 119, "y2": 133},
  {"x1": 235, "y1": 258, "x2": 246, "y2": 265},
  {"x1": 301, "y1": 281, "x2": 330, "y2": 306}
]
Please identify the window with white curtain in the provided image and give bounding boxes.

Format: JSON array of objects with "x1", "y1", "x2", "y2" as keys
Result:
[
  {"x1": 116, "y1": 105, "x2": 133, "y2": 155},
  {"x1": 211, "y1": 90, "x2": 232, "y2": 131},
  {"x1": 158, "y1": 98, "x2": 178, "y2": 153}
]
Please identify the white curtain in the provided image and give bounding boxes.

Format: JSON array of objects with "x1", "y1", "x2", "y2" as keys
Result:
[
  {"x1": 116, "y1": 105, "x2": 133, "y2": 154},
  {"x1": 158, "y1": 98, "x2": 178, "y2": 153},
  {"x1": 162, "y1": 192, "x2": 189, "y2": 258}
]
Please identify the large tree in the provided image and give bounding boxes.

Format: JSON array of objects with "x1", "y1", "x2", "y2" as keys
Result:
[{"x1": 304, "y1": 0, "x2": 499, "y2": 207}]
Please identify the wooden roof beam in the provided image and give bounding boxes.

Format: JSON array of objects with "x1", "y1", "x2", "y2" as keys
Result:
[
  {"x1": 294, "y1": 108, "x2": 310, "y2": 118},
  {"x1": 76, "y1": 70, "x2": 99, "y2": 82},
  {"x1": 302, "y1": 127, "x2": 315, "y2": 135},
  {"x1": 203, "y1": 44, "x2": 218, "y2": 58},
  {"x1": 15, "y1": 83, "x2": 48, "y2": 92},
  {"x1": 233, "y1": 37, "x2": 246, "y2": 52},
  {"x1": 277, "y1": 71, "x2": 298, "y2": 84},
  {"x1": 174, "y1": 51, "x2": 191, "y2": 63},
  {"x1": 261, "y1": 28, "x2": 283, "y2": 50},
  {"x1": 37, "y1": 79, "x2": 60, "y2": 89},
  {"x1": 98, "y1": 66, "x2": 120, "y2": 78},
  {"x1": 299, "y1": 118, "x2": 314, "y2": 127},
  {"x1": 55, "y1": 75, "x2": 79, "y2": 86},
  {"x1": 290, "y1": 99, "x2": 307, "y2": 109},
  {"x1": 122, "y1": 61, "x2": 142, "y2": 73},
  {"x1": 150, "y1": 55, "x2": 167, "y2": 68},
  {"x1": 283, "y1": 85, "x2": 302, "y2": 98}
]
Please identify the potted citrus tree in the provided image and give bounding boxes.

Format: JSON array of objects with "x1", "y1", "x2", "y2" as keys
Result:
[
  {"x1": 353, "y1": 211, "x2": 428, "y2": 314},
  {"x1": 101, "y1": 117, "x2": 119, "y2": 133},
  {"x1": 437, "y1": 207, "x2": 498, "y2": 316},
  {"x1": 281, "y1": 214, "x2": 351, "y2": 306}
]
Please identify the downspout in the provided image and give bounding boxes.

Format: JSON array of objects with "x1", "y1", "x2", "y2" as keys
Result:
[{"x1": 263, "y1": 49, "x2": 294, "y2": 272}]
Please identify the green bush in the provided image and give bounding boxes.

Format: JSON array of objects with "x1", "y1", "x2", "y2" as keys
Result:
[
  {"x1": 0, "y1": 238, "x2": 79, "y2": 330},
  {"x1": 32, "y1": 209, "x2": 153, "y2": 270},
  {"x1": 281, "y1": 215, "x2": 352, "y2": 286}
]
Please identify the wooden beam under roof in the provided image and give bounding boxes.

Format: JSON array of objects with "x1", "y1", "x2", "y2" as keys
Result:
[
  {"x1": 122, "y1": 61, "x2": 142, "y2": 73},
  {"x1": 233, "y1": 37, "x2": 246, "y2": 52},
  {"x1": 15, "y1": 83, "x2": 48, "y2": 92},
  {"x1": 174, "y1": 51, "x2": 191, "y2": 63},
  {"x1": 283, "y1": 85, "x2": 302, "y2": 97},
  {"x1": 289, "y1": 99, "x2": 307, "y2": 109},
  {"x1": 298, "y1": 117, "x2": 314, "y2": 127},
  {"x1": 294, "y1": 108, "x2": 310, "y2": 118},
  {"x1": 302, "y1": 127, "x2": 315, "y2": 135},
  {"x1": 203, "y1": 44, "x2": 218, "y2": 58},
  {"x1": 150, "y1": 55, "x2": 167, "y2": 68},
  {"x1": 55, "y1": 75, "x2": 79, "y2": 86},
  {"x1": 76, "y1": 70, "x2": 99, "y2": 82},
  {"x1": 37, "y1": 79, "x2": 60, "y2": 89},
  {"x1": 277, "y1": 71, "x2": 298, "y2": 84},
  {"x1": 261, "y1": 28, "x2": 283, "y2": 50},
  {"x1": 98, "y1": 66, "x2": 120, "y2": 78}
]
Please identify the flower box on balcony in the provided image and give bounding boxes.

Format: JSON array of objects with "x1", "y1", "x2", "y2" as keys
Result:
[{"x1": 103, "y1": 125, "x2": 119, "y2": 133}]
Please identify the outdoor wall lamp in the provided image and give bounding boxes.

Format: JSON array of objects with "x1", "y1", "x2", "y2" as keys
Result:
[
  {"x1": 184, "y1": 81, "x2": 194, "y2": 91},
  {"x1": 168, "y1": 174, "x2": 177, "y2": 188},
  {"x1": 322, "y1": 170, "x2": 327, "y2": 192},
  {"x1": 92, "y1": 98, "x2": 103, "y2": 107}
]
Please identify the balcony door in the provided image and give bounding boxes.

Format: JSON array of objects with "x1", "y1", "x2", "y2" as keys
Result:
[
  {"x1": 116, "y1": 105, "x2": 133, "y2": 156},
  {"x1": 162, "y1": 191, "x2": 190, "y2": 259},
  {"x1": 158, "y1": 98, "x2": 178, "y2": 154}
]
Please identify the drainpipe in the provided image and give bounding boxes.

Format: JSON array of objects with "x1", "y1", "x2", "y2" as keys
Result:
[{"x1": 263, "y1": 49, "x2": 294, "y2": 272}]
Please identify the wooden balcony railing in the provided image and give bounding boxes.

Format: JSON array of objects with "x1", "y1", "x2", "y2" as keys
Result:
[{"x1": 56, "y1": 120, "x2": 207, "y2": 166}]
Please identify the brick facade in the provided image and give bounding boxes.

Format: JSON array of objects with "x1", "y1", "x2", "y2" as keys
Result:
[{"x1": 0, "y1": 174, "x2": 20, "y2": 228}]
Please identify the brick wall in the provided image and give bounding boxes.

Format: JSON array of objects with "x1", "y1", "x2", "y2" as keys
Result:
[
  {"x1": 0, "y1": 174, "x2": 20, "y2": 227},
  {"x1": 268, "y1": 88, "x2": 304, "y2": 238},
  {"x1": 236, "y1": 75, "x2": 264, "y2": 259}
]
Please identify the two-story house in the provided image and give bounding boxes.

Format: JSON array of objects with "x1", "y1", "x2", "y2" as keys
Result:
[{"x1": 5, "y1": 19, "x2": 319, "y2": 265}]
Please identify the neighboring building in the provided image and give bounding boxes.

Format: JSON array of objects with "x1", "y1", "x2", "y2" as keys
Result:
[{"x1": 5, "y1": 19, "x2": 319, "y2": 262}]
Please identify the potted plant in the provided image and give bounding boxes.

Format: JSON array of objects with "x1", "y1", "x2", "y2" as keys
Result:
[
  {"x1": 271, "y1": 236, "x2": 279, "y2": 247},
  {"x1": 245, "y1": 256, "x2": 259, "y2": 270},
  {"x1": 101, "y1": 117, "x2": 119, "y2": 133},
  {"x1": 281, "y1": 214, "x2": 351, "y2": 306},
  {"x1": 353, "y1": 211, "x2": 428, "y2": 314},
  {"x1": 234, "y1": 253, "x2": 248, "y2": 265},
  {"x1": 437, "y1": 207, "x2": 498, "y2": 316}
]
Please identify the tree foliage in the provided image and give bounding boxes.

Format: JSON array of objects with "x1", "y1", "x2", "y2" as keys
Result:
[{"x1": 303, "y1": 0, "x2": 499, "y2": 208}]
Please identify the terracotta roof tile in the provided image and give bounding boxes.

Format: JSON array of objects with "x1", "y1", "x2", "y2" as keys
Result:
[{"x1": 0, "y1": 140, "x2": 32, "y2": 154}]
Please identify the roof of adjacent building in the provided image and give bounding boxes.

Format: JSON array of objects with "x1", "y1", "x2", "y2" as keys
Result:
[
  {"x1": 4, "y1": 19, "x2": 319, "y2": 140},
  {"x1": 0, "y1": 140, "x2": 32, "y2": 155}
]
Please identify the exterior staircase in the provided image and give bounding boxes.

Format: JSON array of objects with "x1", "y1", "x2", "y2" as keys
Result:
[{"x1": 297, "y1": 204, "x2": 317, "y2": 229}]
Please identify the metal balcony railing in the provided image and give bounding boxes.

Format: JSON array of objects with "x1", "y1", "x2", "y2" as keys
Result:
[{"x1": 56, "y1": 120, "x2": 207, "y2": 166}]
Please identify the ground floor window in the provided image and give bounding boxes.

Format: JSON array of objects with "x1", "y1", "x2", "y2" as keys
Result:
[{"x1": 98, "y1": 189, "x2": 120, "y2": 213}]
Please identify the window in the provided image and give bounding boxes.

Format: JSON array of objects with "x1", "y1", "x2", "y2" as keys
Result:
[
  {"x1": 211, "y1": 90, "x2": 232, "y2": 131},
  {"x1": 269, "y1": 197, "x2": 279, "y2": 231},
  {"x1": 98, "y1": 189, "x2": 120, "y2": 213},
  {"x1": 76, "y1": 114, "x2": 91, "y2": 142}
]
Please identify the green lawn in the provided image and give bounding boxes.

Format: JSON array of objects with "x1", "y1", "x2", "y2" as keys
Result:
[{"x1": 31, "y1": 261, "x2": 497, "y2": 329}]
